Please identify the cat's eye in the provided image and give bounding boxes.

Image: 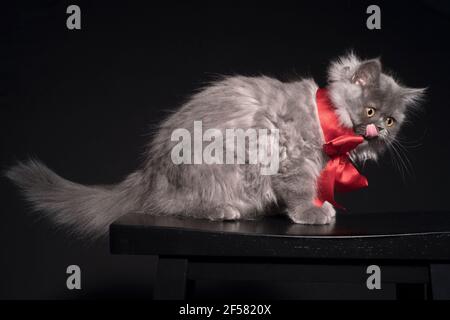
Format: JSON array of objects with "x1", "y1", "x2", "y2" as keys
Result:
[
  {"x1": 386, "y1": 117, "x2": 395, "y2": 127},
  {"x1": 366, "y1": 107, "x2": 376, "y2": 117}
]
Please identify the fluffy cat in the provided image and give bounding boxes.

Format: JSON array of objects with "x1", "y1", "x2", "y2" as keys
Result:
[{"x1": 6, "y1": 53, "x2": 425, "y2": 238}]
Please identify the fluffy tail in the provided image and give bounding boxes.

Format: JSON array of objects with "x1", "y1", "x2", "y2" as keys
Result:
[{"x1": 5, "y1": 159, "x2": 145, "y2": 238}]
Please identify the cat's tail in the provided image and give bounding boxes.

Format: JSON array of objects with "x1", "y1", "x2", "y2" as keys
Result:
[{"x1": 5, "y1": 159, "x2": 146, "y2": 238}]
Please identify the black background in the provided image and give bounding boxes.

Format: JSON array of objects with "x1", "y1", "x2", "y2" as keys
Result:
[{"x1": 1, "y1": 0, "x2": 450, "y2": 299}]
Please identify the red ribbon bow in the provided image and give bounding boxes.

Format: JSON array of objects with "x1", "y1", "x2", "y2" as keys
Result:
[{"x1": 314, "y1": 88, "x2": 368, "y2": 209}]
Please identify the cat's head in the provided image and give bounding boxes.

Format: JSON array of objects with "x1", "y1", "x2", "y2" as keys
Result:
[{"x1": 327, "y1": 53, "x2": 425, "y2": 163}]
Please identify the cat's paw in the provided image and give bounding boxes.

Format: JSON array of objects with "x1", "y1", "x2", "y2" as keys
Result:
[
  {"x1": 322, "y1": 201, "x2": 336, "y2": 218},
  {"x1": 209, "y1": 205, "x2": 241, "y2": 221},
  {"x1": 288, "y1": 203, "x2": 335, "y2": 225}
]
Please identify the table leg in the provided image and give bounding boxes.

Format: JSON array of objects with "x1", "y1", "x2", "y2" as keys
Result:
[
  {"x1": 430, "y1": 264, "x2": 450, "y2": 300},
  {"x1": 153, "y1": 257, "x2": 188, "y2": 300}
]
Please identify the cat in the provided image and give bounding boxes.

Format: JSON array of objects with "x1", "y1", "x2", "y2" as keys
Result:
[{"x1": 5, "y1": 53, "x2": 425, "y2": 238}]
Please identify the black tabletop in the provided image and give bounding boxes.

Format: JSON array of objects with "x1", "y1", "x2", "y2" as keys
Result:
[{"x1": 110, "y1": 211, "x2": 450, "y2": 260}]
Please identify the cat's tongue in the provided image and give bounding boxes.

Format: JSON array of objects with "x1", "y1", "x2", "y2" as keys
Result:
[{"x1": 365, "y1": 124, "x2": 378, "y2": 138}]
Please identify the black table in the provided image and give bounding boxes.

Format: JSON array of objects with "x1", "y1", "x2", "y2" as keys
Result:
[{"x1": 110, "y1": 211, "x2": 450, "y2": 300}]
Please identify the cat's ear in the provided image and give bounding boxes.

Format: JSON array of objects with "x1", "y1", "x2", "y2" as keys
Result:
[
  {"x1": 401, "y1": 87, "x2": 426, "y2": 106},
  {"x1": 351, "y1": 59, "x2": 381, "y2": 87}
]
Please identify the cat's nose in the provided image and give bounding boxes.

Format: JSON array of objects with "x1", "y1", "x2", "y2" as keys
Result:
[{"x1": 365, "y1": 124, "x2": 379, "y2": 138}]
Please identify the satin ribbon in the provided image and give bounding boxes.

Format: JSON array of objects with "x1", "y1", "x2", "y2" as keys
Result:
[{"x1": 314, "y1": 88, "x2": 368, "y2": 208}]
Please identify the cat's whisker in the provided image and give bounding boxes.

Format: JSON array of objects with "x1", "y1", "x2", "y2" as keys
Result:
[
  {"x1": 393, "y1": 126, "x2": 428, "y2": 150},
  {"x1": 392, "y1": 139, "x2": 415, "y2": 179},
  {"x1": 392, "y1": 135, "x2": 425, "y2": 149},
  {"x1": 384, "y1": 136, "x2": 415, "y2": 183},
  {"x1": 385, "y1": 140, "x2": 403, "y2": 179}
]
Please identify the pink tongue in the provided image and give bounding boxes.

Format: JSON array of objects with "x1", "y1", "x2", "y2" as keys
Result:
[{"x1": 365, "y1": 124, "x2": 378, "y2": 138}]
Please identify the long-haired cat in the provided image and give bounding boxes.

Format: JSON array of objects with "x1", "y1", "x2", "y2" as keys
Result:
[{"x1": 6, "y1": 53, "x2": 425, "y2": 238}]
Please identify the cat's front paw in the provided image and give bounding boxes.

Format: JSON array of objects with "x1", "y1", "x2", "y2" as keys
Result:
[
  {"x1": 208, "y1": 205, "x2": 241, "y2": 221},
  {"x1": 288, "y1": 202, "x2": 335, "y2": 225}
]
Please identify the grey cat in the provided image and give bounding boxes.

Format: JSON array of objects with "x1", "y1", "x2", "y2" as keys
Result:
[{"x1": 6, "y1": 53, "x2": 425, "y2": 238}]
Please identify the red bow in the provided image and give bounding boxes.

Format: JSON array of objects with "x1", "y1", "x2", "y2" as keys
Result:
[{"x1": 314, "y1": 88, "x2": 368, "y2": 209}]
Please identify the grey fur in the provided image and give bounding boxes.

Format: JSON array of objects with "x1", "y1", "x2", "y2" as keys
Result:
[{"x1": 6, "y1": 53, "x2": 425, "y2": 237}]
